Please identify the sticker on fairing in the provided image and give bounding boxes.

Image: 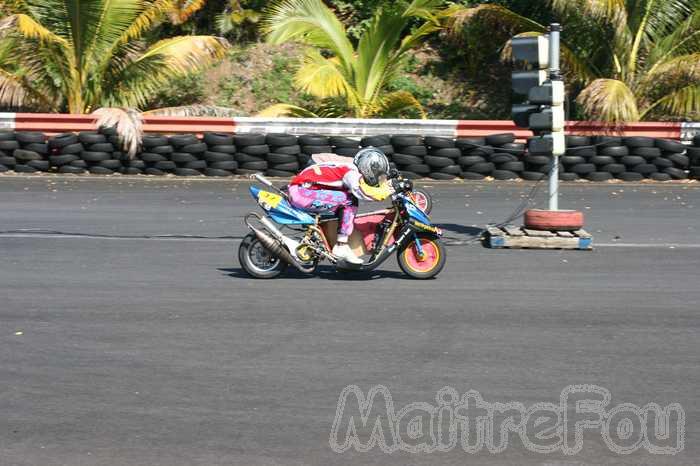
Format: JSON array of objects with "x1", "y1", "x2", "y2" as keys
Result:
[{"x1": 258, "y1": 191, "x2": 282, "y2": 209}]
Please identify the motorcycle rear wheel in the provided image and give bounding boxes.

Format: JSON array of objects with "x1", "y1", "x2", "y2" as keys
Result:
[
  {"x1": 239, "y1": 233, "x2": 288, "y2": 279},
  {"x1": 397, "y1": 233, "x2": 446, "y2": 279}
]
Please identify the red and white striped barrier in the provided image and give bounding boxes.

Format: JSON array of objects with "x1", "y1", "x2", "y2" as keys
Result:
[{"x1": 0, "y1": 113, "x2": 696, "y2": 141}]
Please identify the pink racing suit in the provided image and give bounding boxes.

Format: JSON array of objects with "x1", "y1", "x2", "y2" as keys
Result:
[{"x1": 288, "y1": 157, "x2": 392, "y2": 242}]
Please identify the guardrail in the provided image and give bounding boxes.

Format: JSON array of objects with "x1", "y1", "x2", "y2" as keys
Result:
[{"x1": 0, "y1": 112, "x2": 697, "y2": 141}]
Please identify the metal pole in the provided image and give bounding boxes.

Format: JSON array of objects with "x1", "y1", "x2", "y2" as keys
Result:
[
  {"x1": 548, "y1": 156, "x2": 559, "y2": 210},
  {"x1": 549, "y1": 24, "x2": 561, "y2": 79},
  {"x1": 548, "y1": 23, "x2": 561, "y2": 211}
]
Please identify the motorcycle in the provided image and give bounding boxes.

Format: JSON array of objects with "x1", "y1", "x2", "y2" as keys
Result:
[{"x1": 238, "y1": 171, "x2": 445, "y2": 279}]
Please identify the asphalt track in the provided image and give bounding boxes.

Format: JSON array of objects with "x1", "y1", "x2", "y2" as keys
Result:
[{"x1": 1, "y1": 175, "x2": 698, "y2": 466}]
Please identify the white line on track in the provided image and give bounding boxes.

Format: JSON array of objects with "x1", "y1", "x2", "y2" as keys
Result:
[
  {"x1": 2, "y1": 232, "x2": 700, "y2": 249},
  {"x1": 596, "y1": 242, "x2": 700, "y2": 248}
]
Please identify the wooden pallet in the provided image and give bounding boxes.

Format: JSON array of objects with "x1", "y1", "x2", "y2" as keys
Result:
[{"x1": 486, "y1": 225, "x2": 593, "y2": 250}]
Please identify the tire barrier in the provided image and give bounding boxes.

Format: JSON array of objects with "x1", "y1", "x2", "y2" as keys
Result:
[{"x1": 0, "y1": 128, "x2": 698, "y2": 181}]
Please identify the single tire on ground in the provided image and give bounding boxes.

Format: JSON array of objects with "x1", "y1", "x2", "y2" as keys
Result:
[
  {"x1": 428, "y1": 172, "x2": 458, "y2": 180},
  {"x1": 524, "y1": 209, "x2": 584, "y2": 231},
  {"x1": 461, "y1": 172, "x2": 485, "y2": 180},
  {"x1": 205, "y1": 168, "x2": 233, "y2": 177},
  {"x1": 649, "y1": 172, "x2": 672, "y2": 181},
  {"x1": 492, "y1": 169, "x2": 519, "y2": 180},
  {"x1": 617, "y1": 171, "x2": 644, "y2": 181},
  {"x1": 520, "y1": 171, "x2": 545, "y2": 181},
  {"x1": 265, "y1": 169, "x2": 297, "y2": 177},
  {"x1": 586, "y1": 171, "x2": 614, "y2": 181},
  {"x1": 174, "y1": 168, "x2": 203, "y2": 176},
  {"x1": 559, "y1": 172, "x2": 580, "y2": 181}
]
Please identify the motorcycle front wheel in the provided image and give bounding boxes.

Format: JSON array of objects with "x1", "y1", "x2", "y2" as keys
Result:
[
  {"x1": 239, "y1": 233, "x2": 288, "y2": 279},
  {"x1": 397, "y1": 233, "x2": 446, "y2": 279}
]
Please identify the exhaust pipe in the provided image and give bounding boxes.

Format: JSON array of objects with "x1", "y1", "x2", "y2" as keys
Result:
[{"x1": 245, "y1": 215, "x2": 316, "y2": 273}]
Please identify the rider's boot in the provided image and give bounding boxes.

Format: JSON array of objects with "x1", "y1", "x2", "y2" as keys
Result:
[{"x1": 332, "y1": 242, "x2": 363, "y2": 265}]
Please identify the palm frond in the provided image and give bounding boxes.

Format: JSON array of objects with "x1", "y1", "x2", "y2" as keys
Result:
[
  {"x1": 262, "y1": 0, "x2": 354, "y2": 71},
  {"x1": 642, "y1": 84, "x2": 700, "y2": 119},
  {"x1": 256, "y1": 103, "x2": 320, "y2": 117},
  {"x1": 355, "y1": 8, "x2": 408, "y2": 103},
  {"x1": 404, "y1": 0, "x2": 444, "y2": 24},
  {"x1": 646, "y1": 10, "x2": 700, "y2": 68},
  {"x1": 104, "y1": 36, "x2": 228, "y2": 109},
  {"x1": 550, "y1": 0, "x2": 632, "y2": 63},
  {"x1": 92, "y1": 107, "x2": 143, "y2": 157},
  {"x1": 577, "y1": 78, "x2": 640, "y2": 122},
  {"x1": 119, "y1": 0, "x2": 173, "y2": 44},
  {"x1": 644, "y1": 0, "x2": 694, "y2": 42},
  {"x1": 84, "y1": 0, "x2": 145, "y2": 70},
  {"x1": 396, "y1": 20, "x2": 442, "y2": 57},
  {"x1": 0, "y1": 13, "x2": 69, "y2": 47},
  {"x1": 443, "y1": 4, "x2": 545, "y2": 40},
  {"x1": 374, "y1": 90, "x2": 426, "y2": 119},
  {"x1": 294, "y1": 49, "x2": 353, "y2": 100},
  {"x1": 643, "y1": 52, "x2": 700, "y2": 83},
  {"x1": 550, "y1": 0, "x2": 627, "y2": 23},
  {"x1": 0, "y1": 68, "x2": 33, "y2": 108}
]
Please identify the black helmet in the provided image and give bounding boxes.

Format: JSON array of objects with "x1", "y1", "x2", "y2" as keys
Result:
[{"x1": 353, "y1": 147, "x2": 390, "y2": 186}]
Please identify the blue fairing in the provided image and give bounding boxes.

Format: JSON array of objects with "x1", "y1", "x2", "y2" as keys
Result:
[
  {"x1": 249, "y1": 185, "x2": 315, "y2": 225},
  {"x1": 403, "y1": 196, "x2": 432, "y2": 225}
]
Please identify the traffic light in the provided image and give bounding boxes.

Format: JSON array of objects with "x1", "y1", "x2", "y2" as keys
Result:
[
  {"x1": 511, "y1": 25, "x2": 566, "y2": 157},
  {"x1": 511, "y1": 34, "x2": 565, "y2": 137}
]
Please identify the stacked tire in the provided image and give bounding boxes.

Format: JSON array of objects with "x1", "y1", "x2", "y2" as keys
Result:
[
  {"x1": 234, "y1": 133, "x2": 269, "y2": 175},
  {"x1": 559, "y1": 135, "x2": 597, "y2": 181},
  {"x1": 485, "y1": 133, "x2": 524, "y2": 180},
  {"x1": 456, "y1": 137, "x2": 490, "y2": 180},
  {"x1": 616, "y1": 137, "x2": 662, "y2": 181},
  {"x1": 654, "y1": 138, "x2": 688, "y2": 180},
  {"x1": 0, "y1": 131, "x2": 19, "y2": 173},
  {"x1": 49, "y1": 133, "x2": 87, "y2": 174},
  {"x1": 423, "y1": 136, "x2": 461, "y2": 180},
  {"x1": 166, "y1": 134, "x2": 206, "y2": 176},
  {"x1": 266, "y1": 133, "x2": 301, "y2": 177},
  {"x1": 391, "y1": 135, "x2": 427, "y2": 179},
  {"x1": 11, "y1": 132, "x2": 49, "y2": 174},
  {"x1": 298, "y1": 134, "x2": 332, "y2": 167},
  {"x1": 137, "y1": 134, "x2": 171, "y2": 175},
  {"x1": 330, "y1": 136, "x2": 361, "y2": 158},
  {"x1": 689, "y1": 135, "x2": 700, "y2": 180},
  {"x1": 75, "y1": 131, "x2": 121, "y2": 175},
  {"x1": 202, "y1": 132, "x2": 236, "y2": 177}
]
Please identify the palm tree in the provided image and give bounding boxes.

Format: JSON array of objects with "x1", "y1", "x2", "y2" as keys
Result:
[
  {"x1": 446, "y1": 0, "x2": 700, "y2": 123},
  {"x1": 258, "y1": 0, "x2": 444, "y2": 119},
  {"x1": 0, "y1": 0, "x2": 229, "y2": 114}
]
